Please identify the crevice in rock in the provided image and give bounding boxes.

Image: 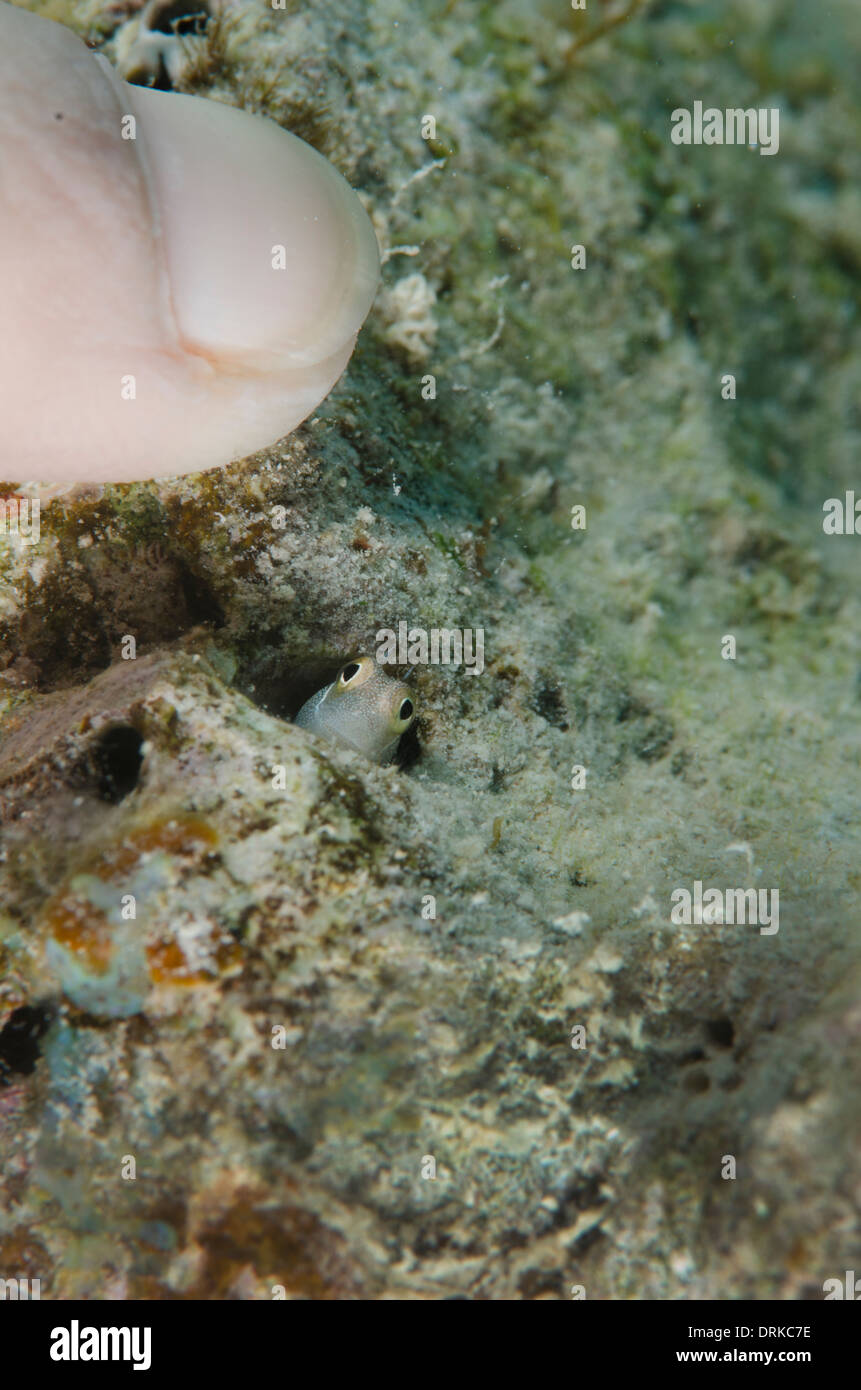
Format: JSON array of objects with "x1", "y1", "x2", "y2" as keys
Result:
[
  {"x1": 0, "y1": 1004, "x2": 54, "y2": 1086},
  {"x1": 89, "y1": 724, "x2": 145, "y2": 804}
]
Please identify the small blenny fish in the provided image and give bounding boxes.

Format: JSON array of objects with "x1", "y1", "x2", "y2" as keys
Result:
[{"x1": 294, "y1": 656, "x2": 416, "y2": 764}]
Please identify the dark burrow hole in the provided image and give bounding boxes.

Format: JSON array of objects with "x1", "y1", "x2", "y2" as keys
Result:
[
  {"x1": 704, "y1": 1017, "x2": 735, "y2": 1049},
  {"x1": 236, "y1": 654, "x2": 423, "y2": 769},
  {"x1": 239, "y1": 656, "x2": 345, "y2": 722},
  {"x1": 148, "y1": 0, "x2": 211, "y2": 36},
  {"x1": 394, "y1": 720, "x2": 422, "y2": 770},
  {"x1": 530, "y1": 677, "x2": 569, "y2": 730},
  {"x1": 91, "y1": 724, "x2": 145, "y2": 803},
  {"x1": 0, "y1": 1004, "x2": 54, "y2": 1085},
  {"x1": 176, "y1": 559, "x2": 226, "y2": 630}
]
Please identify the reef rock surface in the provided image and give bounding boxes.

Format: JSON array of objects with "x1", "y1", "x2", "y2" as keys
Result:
[{"x1": 1, "y1": 0, "x2": 859, "y2": 1298}]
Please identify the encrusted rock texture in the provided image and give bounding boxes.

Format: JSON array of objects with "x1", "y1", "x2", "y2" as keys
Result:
[{"x1": 1, "y1": 0, "x2": 859, "y2": 1298}]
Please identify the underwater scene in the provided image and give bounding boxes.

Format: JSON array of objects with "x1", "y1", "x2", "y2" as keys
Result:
[{"x1": 0, "y1": 0, "x2": 859, "y2": 1316}]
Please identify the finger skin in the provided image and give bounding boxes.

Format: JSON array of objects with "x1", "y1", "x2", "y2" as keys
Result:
[{"x1": 0, "y1": 2, "x2": 379, "y2": 483}]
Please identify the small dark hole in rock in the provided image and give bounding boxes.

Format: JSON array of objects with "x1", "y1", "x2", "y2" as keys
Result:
[
  {"x1": 394, "y1": 719, "x2": 422, "y2": 770},
  {"x1": 0, "y1": 1003, "x2": 53, "y2": 1084},
  {"x1": 705, "y1": 1017, "x2": 735, "y2": 1049},
  {"x1": 247, "y1": 657, "x2": 346, "y2": 721},
  {"x1": 238, "y1": 653, "x2": 423, "y2": 769},
  {"x1": 531, "y1": 678, "x2": 569, "y2": 731},
  {"x1": 177, "y1": 561, "x2": 225, "y2": 629},
  {"x1": 92, "y1": 725, "x2": 144, "y2": 803},
  {"x1": 149, "y1": 0, "x2": 211, "y2": 36},
  {"x1": 145, "y1": 56, "x2": 173, "y2": 91}
]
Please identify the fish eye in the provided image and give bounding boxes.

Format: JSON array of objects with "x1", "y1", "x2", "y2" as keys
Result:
[
  {"x1": 335, "y1": 656, "x2": 375, "y2": 691},
  {"x1": 392, "y1": 694, "x2": 416, "y2": 731}
]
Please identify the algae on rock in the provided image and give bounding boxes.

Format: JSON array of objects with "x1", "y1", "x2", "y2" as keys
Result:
[{"x1": 1, "y1": 0, "x2": 860, "y2": 1299}]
